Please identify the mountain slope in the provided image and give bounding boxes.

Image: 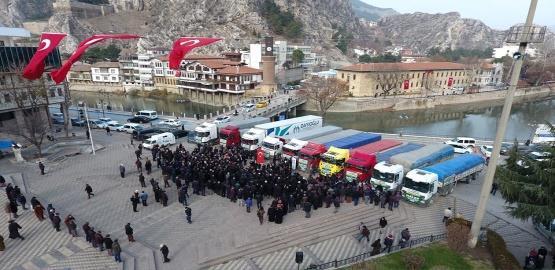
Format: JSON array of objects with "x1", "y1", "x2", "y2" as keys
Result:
[{"x1": 350, "y1": 0, "x2": 398, "y2": 21}]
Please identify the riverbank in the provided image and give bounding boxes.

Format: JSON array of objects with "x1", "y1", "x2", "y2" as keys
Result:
[{"x1": 303, "y1": 85, "x2": 554, "y2": 113}]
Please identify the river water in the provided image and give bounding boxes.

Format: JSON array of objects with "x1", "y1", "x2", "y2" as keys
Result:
[
  {"x1": 299, "y1": 99, "x2": 555, "y2": 141},
  {"x1": 71, "y1": 91, "x2": 554, "y2": 141}
]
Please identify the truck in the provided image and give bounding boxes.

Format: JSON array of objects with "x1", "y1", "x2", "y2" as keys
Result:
[
  {"x1": 344, "y1": 139, "x2": 402, "y2": 182},
  {"x1": 375, "y1": 144, "x2": 454, "y2": 191},
  {"x1": 260, "y1": 136, "x2": 285, "y2": 157},
  {"x1": 372, "y1": 143, "x2": 424, "y2": 190},
  {"x1": 283, "y1": 139, "x2": 308, "y2": 160},
  {"x1": 241, "y1": 115, "x2": 322, "y2": 151},
  {"x1": 319, "y1": 133, "x2": 382, "y2": 176},
  {"x1": 297, "y1": 130, "x2": 360, "y2": 172},
  {"x1": 194, "y1": 122, "x2": 218, "y2": 144},
  {"x1": 282, "y1": 125, "x2": 342, "y2": 141},
  {"x1": 401, "y1": 154, "x2": 485, "y2": 205},
  {"x1": 219, "y1": 125, "x2": 241, "y2": 147},
  {"x1": 193, "y1": 117, "x2": 269, "y2": 146}
]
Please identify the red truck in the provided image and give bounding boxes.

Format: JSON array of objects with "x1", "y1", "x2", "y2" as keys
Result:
[
  {"x1": 344, "y1": 139, "x2": 402, "y2": 182},
  {"x1": 298, "y1": 142, "x2": 327, "y2": 172},
  {"x1": 219, "y1": 125, "x2": 241, "y2": 147}
]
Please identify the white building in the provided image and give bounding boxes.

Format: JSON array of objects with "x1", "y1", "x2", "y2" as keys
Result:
[
  {"x1": 0, "y1": 27, "x2": 31, "y2": 46},
  {"x1": 310, "y1": 69, "x2": 337, "y2": 79},
  {"x1": 91, "y1": 62, "x2": 120, "y2": 83},
  {"x1": 493, "y1": 44, "x2": 537, "y2": 58},
  {"x1": 475, "y1": 62, "x2": 504, "y2": 86},
  {"x1": 246, "y1": 41, "x2": 320, "y2": 73}
]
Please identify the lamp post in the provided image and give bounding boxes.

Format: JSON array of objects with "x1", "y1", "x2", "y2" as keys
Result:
[{"x1": 468, "y1": 0, "x2": 546, "y2": 248}]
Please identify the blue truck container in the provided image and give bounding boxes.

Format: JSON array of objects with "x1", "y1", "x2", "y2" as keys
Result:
[
  {"x1": 422, "y1": 154, "x2": 485, "y2": 185},
  {"x1": 377, "y1": 143, "x2": 424, "y2": 162},
  {"x1": 324, "y1": 132, "x2": 381, "y2": 149},
  {"x1": 391, "y1": 144, "x2": 455, "y2": 173}
]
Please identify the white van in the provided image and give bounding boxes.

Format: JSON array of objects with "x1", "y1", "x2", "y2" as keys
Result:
[
  {"x1": 135, "y1": 110, "x2": 158, "y2": 120},
  {"x1": 122, "y1": 123, "x2": 144, "y2": 134},
  {"x1": 445, "y1": 137, "x2": 476, "y2": 148},
  {"x1": 142, "y1": 132, "x2": 175, "y2": 149}
]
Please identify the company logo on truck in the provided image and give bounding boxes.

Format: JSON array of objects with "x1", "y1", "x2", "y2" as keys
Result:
[{"x1": 268, "y1": 119, "x2": 321, "y2": 136}]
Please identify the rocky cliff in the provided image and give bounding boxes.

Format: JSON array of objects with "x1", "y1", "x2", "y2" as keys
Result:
[
  {"x1": 350, "y1": 0, "x2": 398, "y2": 21},
  {"x1": 378, "y1": 12, "x2": 506, "y2": 52}
]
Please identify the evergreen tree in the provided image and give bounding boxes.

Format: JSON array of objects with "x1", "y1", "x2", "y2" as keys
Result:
[{"x1": 495, "y1": 126, "x2": 555, "y2": 226}]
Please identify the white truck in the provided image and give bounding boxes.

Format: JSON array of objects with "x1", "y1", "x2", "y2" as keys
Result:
[
  {"x1": 142, "y1": 132, "x2": 176, "y2": 149},
  {"x1": 371, "y1": 144, "x2": 453, "y2": 191},
  {"x1": 261, "y1": 136, "x2": 284, "y2": 157},
  {"x1": 401, "y1": 154, "x2": 485, "y2": 206},
  {"x1": 194, "y1": 122, "x2": 218, "y2": 144},
  {"x1": 283, "y1": 139, "x2": 308, "y2": 159},
  {"x1": 241, "y1": 115, "x2": 322, "y2": 151}
]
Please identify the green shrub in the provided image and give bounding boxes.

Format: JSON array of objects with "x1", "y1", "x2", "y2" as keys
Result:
[{"x1": 486, "y1": 230, "x2": 520, "y2": 270}]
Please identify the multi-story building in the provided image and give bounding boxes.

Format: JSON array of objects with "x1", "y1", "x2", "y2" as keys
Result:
[
  {"x1": 67, "y1": 63, "x2": 92, "y2": 84},
  {"x1": 91, "y1": 62, "x2": 120, "y2": 84},
  {"x1": 0, "y1": 28, "x2": 67, "y2": 133},
  {"x1": 493, "y1": 43, "x2": 537, "y2": 58},
  {"x1": 475, "y1": 62, "x2": 504, "y2": 86},
  {"x1": 336, "y1": 62, "x2": 469, "y2": 97}
]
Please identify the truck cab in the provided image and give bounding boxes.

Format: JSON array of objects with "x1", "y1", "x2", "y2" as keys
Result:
[
  {"x1": 194, "y1": 122, "x2": 218, "y2": 144},
  {"x1": 298, "y1": 142, "x2": 326, "y2": 172},
  {"x1": 401, "y1": 169, "x2": 438, "y2": 205},
  {"x1": 344, "y1": 151, "x2": 376, "y2": 182},
  {"x1": 261, "y1": 136, "x2": 284, "y2": 157},
  {"x1": 241, "y1": 128, "x2": 265, "y2": 151},
  {"x1": 371, "y1": 162, "x2": 404, "y2": 191},
  {"x1": 319, "y1": 147, "x2": 349, "y2": 176},
  {"x1": 283, "y1": 139, "x2": 308, "y2": 159},
  {"x1": 219, "y1": 125, "x2": 241, "y2": 147}
]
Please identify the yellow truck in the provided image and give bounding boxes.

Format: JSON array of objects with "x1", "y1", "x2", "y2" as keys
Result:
[{"x1": 319, "y1": 146, "x2": 350, "y2": 176}]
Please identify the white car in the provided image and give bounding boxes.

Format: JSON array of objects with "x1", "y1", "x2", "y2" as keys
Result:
[
  {"x1": 107, "y1": 121, "x2": 124, "y2": 131},
  {"x1": 158, "y1": 119, "x2": 183, "y2": 127},
  {"x1": 445, "y1": 137, "x2": 476, "y2": 148},
  {"x1": 122, "y1": 123, "x2": 144, "y2": 134},
  {"x1": 95, "y1": 121, "x2": 109, "y2": 129},
  {"x1": 480, "y1": 145, "x2": 493, "y2": 158},
  {"x1": 242, "y1": 103, "x2": 255, "y2": 112},
  {"x1": 99, "y1": 117, "x2": 112, "y2": 123},
  {"x1": 452, "y1": 144, "x2": 474, "y2": 154},
  {"x1": 214, "y1": 115, "x2": 231, "y2": 124}
]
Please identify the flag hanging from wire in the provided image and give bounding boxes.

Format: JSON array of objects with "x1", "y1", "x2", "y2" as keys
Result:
[
  {"x1": 168, "y1": 37, "x2": 222, "y2": 69},
  {"x1": 22, "y1": 33, "x2": 67, "y2": 80}
]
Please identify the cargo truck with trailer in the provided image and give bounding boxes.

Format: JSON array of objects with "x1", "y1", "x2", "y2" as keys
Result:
[
  {"x1": 344, "y1": 139, "x2": 402, "y2": 182},
  {"x1": 297, "y1": 129, "x2": 360, "y2": 172},
  {"x1": 319, "y1": 133, "x2": 382, "y2": 176},
  {"x1": 371, "y1": 143, "x2": 424, "y2": 190}
]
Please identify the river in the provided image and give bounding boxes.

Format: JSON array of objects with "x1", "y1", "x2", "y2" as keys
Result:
[
  {"x1": 299, "y1": 99, "x2": 555, "y2": 141},
  {"x1": 71, "y1": 91, "x2": 554, "y2": 141}
]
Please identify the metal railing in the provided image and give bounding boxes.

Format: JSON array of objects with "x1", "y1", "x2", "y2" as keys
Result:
[{"x1": 305, "y1": 233, "x2": 446, "y2": 270}]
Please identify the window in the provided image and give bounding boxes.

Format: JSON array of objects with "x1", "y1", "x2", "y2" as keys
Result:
[
  {"x1": 3, "y1": 93, "x2": 11, "y2": 103},
  {"x1": 110, "y1": 69, "x2": 116, "y2": 74},
  {"x1": 353, "y1": 74, "x2": 356, "y2": 80},
  {"x1": 104, "y1": 76, "x2": 108, "y2": 81},
  {"x1": 416, "y1": 82, "x2": 419, "y2": 87},
  {"x1": 375, "y1": 85, "x2": 379, "y2": 90},
  {"x1": 95, "y1": 76, "x2": 100, "y2": 80},
  {"x1": 341, "y1": 73, "x2": 344, "y2": 79},
  {"x1": 412, "y1": 73, "x2": 415, "y2": 79},
  {"x1": 410, "y1": 82, "x2": 413, "y2": 87}
]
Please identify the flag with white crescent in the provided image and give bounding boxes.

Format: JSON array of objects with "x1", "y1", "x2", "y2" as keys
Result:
[
  {"x1": 22, "y1": 33, "x2": 67, "y2": 80},
  {"x1": 50, "y1": 34, "x2": 140, "y2": 84},
  {"x1": 169, "y1": 37, "x2": 222, "y2": 70}
]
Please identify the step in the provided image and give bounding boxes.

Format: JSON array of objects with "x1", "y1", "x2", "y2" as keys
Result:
[{"x1": 121, "y1": 241, "x2": 156, "y2": 270}]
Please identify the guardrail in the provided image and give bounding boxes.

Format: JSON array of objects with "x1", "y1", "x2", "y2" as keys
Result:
[{"x1": 305, "y1": 233, "x2": 446, "y2": 270}]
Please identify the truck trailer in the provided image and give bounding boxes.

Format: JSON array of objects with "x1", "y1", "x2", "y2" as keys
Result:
[
  {"x1": 390, "y1": 144, "x2": 454, "y2": 173},
  {"x1": 310, "y1": 129, "x2": 361, "y2": 144},
  {"x1": 401, "y1": 154, "x2": 485, "y2": 205},
  {"x1": 371, "y1": 143, "x2": 424, "y2": 190},
  {"x1": 296, "y1": 129, "x2": 360, "y2": 172},
  {"x1": 283, "y1": 125, "x2": 342, "y2": 141},
  {"x1": 344, "y1": 139, "x2": 402, "y2": 182},
  {"x1": 283, "y1": 139, "x2": 309, "y2": 160},
  {"x1": 319, "y1": 133, "x2": 382, "y2": 176}
]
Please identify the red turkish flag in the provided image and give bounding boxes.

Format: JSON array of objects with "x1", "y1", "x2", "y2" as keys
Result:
[
  {"x1": 256, "y1": 148, "x2": 265, "y2": 165},
  {"x1": 403, "y1": 80, "x2": 409, "y2": 90},
  {"x1": 168, "y1": 37, "x2": 222, "y2": 69},
  {"x1": 448, "y1": 77, "x2": 453, "y2": 87},
  {"x1": 50, "y1": 34, "x2": 140, "y2": 84},
  {"x1": 22, "y1": 33, "x2": 67, "y2": 80}
]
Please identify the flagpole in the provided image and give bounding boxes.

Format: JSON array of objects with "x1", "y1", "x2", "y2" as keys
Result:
[{"x1": 83, "y1": 103, "x2": 96, "y2": 155}]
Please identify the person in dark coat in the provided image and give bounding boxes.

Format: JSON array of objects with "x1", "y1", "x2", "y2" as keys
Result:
[
  {"x1": 400, "y1": 228, "x2": 411, "y2": 248},
  {"x1": 333, "y1": 196, "x2": 341, "y2": 213},
  {"x1": 130, "y1": 191, "x2": 139, "y2": 212},
  {"x1": 370, "y1": 239, "x2": 381, "y2": 256},
  {"x1": 8, "y1": 220, "x2": 24, "y2": 240},
  {"x1": 112, "y1": 239, "x2": 122, "y2": 262},
  {"x1": 9, "y1": 200, "x2": 18, "y2": 218},
  {"x1": 383, "y1": 234, "x2": 394, "y2": 253},
  {"x1": 51, "y1": 213, "x2": 62, "y2": 231},
  {"x1": 83, "y1": 222, "x2": 92, "y2": 242},
  {"x1": 303, "y1": 201, "x2": 312, "y2": 218},
  {"x1": 85, "y1": 184, "x2": 94, "y2": 199},
  {"x1": 39, "y1": 162, "x2": 45, "y2": 175},
  {"x1": 17, "y1": 193, "x2": 27, "y2": 210},
  {"x1": 160, "y1": 191, "x2": 169, "y2": 207},
  {"x1": 104, "y1": 234, "x2": 113, "y2": 256},
  {"x1": 89, "y1": 227, "x2": 97, "y2": 248},
  {"x1": 95, "y1": 231, "x2": 105, "y2": 251},
  {"x1": 145, "y1": 158, "x2": 152, "y2": 175},
  {"x1": 257, "y1": 207, "x2": 265, "y2": 225},
  {"x1": 185, "y1": 207, "x2": 192, "y2": 224},
  {"x1": 160, "y1": 244, "x2": 170, "y2": 263},
  {"x1": 138, "y1": 173, "x2": 146, "y2": 187},
  {"x1": 125, "y1": 223, "x2": 135, "y2": 242},
  {"x1": 379, "y1": 217, "x2": 388, "y2": 228},
  {"x1": 119, "y1": 164, "x2": 126, "y2": 178},
  {"x1": 268, "y1": 205, "x2": 275, "y2": 222},
  {"x1": 0, "y1": 234, "x2": 5, "y2": 251}
]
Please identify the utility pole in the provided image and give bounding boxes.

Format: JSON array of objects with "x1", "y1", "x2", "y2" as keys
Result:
[
  {"x1": 468, "y1": 0, "x2": 544, "y2": 247},
  {"x1": 83, "y1": 103, "x2": 96, "y2": 155}
]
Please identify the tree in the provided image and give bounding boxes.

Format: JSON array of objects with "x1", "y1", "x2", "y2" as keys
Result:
[
  {"x1": 83, "y1": 44, "x2": 121, "y2": 62},
  {"x1": 495, "y1": 128, "x2": 555, "y2": 226},
  {"x1": 291, "y1": 49, "x2": 305, "y2": 67},
  {"x1": 358, "y1": 54, "x2": 372, "y2": 63},
  {"x1": 460, "y1": 57, "x2": 481, "y2": 90},
  {"x1": 5, "y1": 73, "x2": 51, "y2": 158},
  {"x1": 375, "y1": 71, "x2": 403, "y2": 98},
  {"x1": 300, "y1": 78, "x2": 348, "y2": 117}
]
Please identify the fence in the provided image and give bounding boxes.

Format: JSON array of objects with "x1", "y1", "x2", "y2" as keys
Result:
[{"x1": 305, "y1": 233, "x2": 447, "y2": 270}]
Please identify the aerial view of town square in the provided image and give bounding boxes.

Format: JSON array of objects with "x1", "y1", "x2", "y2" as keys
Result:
[{"x1": 0, "y1": 0, "x2": 553, "y2": 269}]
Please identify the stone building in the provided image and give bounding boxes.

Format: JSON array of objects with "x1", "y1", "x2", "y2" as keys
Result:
[
  {"x1": 67, "y1": 63, "x2": 92, "y2": 83},
  {"x1": 336, "y1": 62, "x2": 469, "y2": 97}
]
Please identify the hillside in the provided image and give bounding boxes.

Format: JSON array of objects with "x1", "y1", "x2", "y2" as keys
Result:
[{"x1": 350, "y1": 0, "x2": 398, "y2": 21}]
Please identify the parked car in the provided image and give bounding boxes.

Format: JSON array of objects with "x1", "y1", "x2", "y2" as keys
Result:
[
  {"x1": 107, "y1": 121, "x2": 125, "y2": 131},
  {"x1": 88, "y1": 119, "x2": 105, "y2": 129},
  {"x1": 158, "y1": 119, "x2": 184, "y2": 127},
  {"x1": 242, "y1": 103, "x2": 255, "y2": 112},
  {"x1": 480, "y1": 145, "x2": 493, "y2": 158},
  {"x1": 122, "y1": 123, "x2": 144, "y2": 134},
  {"x1": 133, "y1": 127, "x2": 163, "y2": 140},
  {"x1": 127, "y1": 116, "x2": 152, "y2": 123},
  {"x1": 452, "y1": 144, "x2": 474, "y2": 154},
  {"x1": 214, "y1": 115, "x2": 231, "y2": 124},
  {"x1": 52, "y1": 117, "x2": 65, "y2": 124},
  {"x1": 70, "y1": 117, "x2": 86, "y2": 127},
  {"x1": 256, "y1": 101, "x2": 268, "y2": 108},
  {"x1": 445, "y1": 137, "x2": 476, "y2": 148},
  {"x1": 98, "y1": 117, "x2": 112, "y2": 123}
]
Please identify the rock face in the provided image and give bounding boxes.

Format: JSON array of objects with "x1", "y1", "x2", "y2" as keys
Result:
[
  {"x1": 350, "y1": 0, "x2": 398, "y2": 21},
  {"x1": 0, "y1": 0, "x2": 54, "y2": 26},
  {"x1": 378, "y1": 12, "x2": 506, "y2": 52}
]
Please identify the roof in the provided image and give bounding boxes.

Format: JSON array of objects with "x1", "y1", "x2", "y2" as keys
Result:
[
  {"x1": 480, "y1": 63, "x2": 495, "y2": 69},
  {"x1": 337, "y1": 62, "x2": 467, "y2": 72},
  {"x1": 155, "y1": 54, "x2": 226, "y2": 62},
  {"x1": 0, "y1": 27, "x2": 31, "y2": 38},
  {"x1": 92, "y1": 62, "x2": 120, "y2": 68},
  {"x1": 218, "y1": 66, "x2": 262, "y2": 75},
  {"x1": 71, "y1": 64, "x2": 92, "y2": 72},
  {"x1": 223, "y1": 52, "x2": 241, "y2": 56}
]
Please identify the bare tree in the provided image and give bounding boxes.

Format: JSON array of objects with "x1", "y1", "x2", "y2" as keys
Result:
[
  {"x1": 4, "y1": 72, "x2": 51, "y2": 158},
  {"x1": 375, "y1": 71, "x2": 404, "y2": 98},
  {"x1": 300, "y1": 77, "x2": 348, "y2": 117},
  {"x1": 421, "y1": 71, "x2": 435, "y2": 97},
  {"x1": 460, "y1": 57, "x2": 481, "y2": 91}
]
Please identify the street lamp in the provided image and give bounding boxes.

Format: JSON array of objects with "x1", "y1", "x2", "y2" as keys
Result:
[{"x1": 468, "y1": 0, "x2": 545, "y2": 248}]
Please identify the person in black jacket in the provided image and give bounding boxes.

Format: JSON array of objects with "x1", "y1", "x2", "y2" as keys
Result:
[
  {"x1": 160, "y1": 244, "x2": 170, "y2": 263},
  {"x1": 125, "y1": 223, "x2": 135, "y2": 242},
  {"x1": 130, "y1": 191, "x2": 139, "y2": 212},
  {"x1": 8, "y1": 220, "x2": 24, "y2": 240},
  {"x1": 85, "y1": 184, "x2": 94, "y2": 199},
  {"x1": 104, "y1": 234, "x2": 113, "y2": 255},
  {"x1": 51, "y1": 213, "x2": 61, "y2": 232},
  {"x1": 370, "y1": 239, "x2": 381, "y2": 256}
]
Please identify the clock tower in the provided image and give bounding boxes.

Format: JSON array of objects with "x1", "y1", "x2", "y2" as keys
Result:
[{"x1": 255, "y1": 36, "x2": 277, "y2": 96}]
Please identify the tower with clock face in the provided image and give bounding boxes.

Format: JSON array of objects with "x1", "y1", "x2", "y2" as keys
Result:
[{"x1": 257, "y1": 36, "x2": 277, "y2": 95}]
